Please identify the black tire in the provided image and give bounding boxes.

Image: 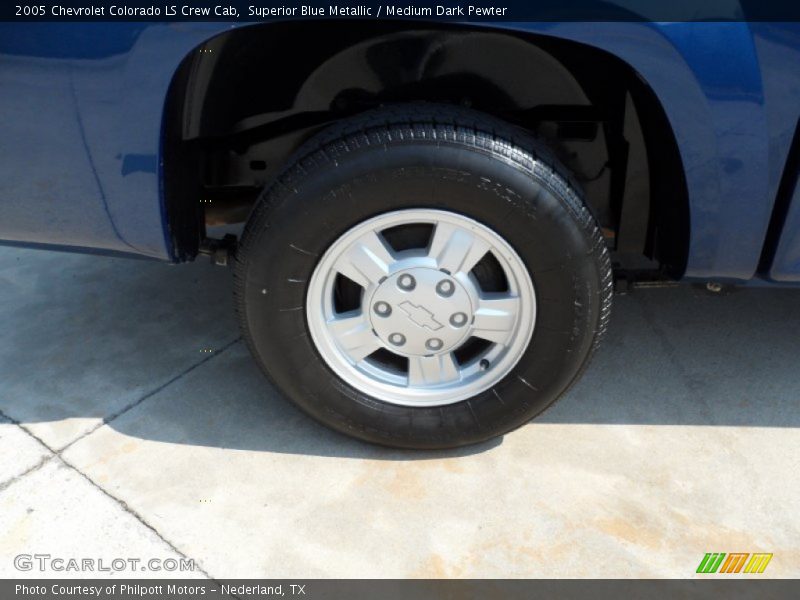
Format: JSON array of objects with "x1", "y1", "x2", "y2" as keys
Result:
[{"x1": 234, "y1": 104, "x2": 612, "y2": 449}]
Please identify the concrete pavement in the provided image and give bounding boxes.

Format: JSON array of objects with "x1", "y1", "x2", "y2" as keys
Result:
[{"x1": 1, "y1": 245, "x2": 798, "y2": 578}]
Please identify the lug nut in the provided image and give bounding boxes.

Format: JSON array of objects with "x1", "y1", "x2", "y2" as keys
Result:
[
  {"x1": 398, "y1": 274, "x2": 416, "y2": 291},
  {"x1": 479, "y1": 359, "x2": 490, "y2": 371},
  {"x1": 450, "y1": 312, "x2": 468, "y2": 327},
  {"x1": 374, "y1": 301, "x2": 392, "y2": 317},
  {"x1": 436, "y1": 279, "x2": 454, "y2": 297},
  {"x1": 425, "y1": 338, "x2": 444, "y2": 351},
  {"x1": 389, "y1": 333, "x2": 406, "y2": 346}
]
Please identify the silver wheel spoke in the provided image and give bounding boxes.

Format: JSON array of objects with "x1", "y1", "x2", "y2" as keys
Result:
[
  {"x1": 472, "y1": 296, "x2": 520, "y2": 344},
  {"x1": 307, "y1": 209, "x2": 536, "y2": 407},
  {"x1": 408, "y1": 353, "x2": 461, "y2": 386},
  {"x1": 428, "y1": 222, "x2": 490, "y2": 275},
  {"x1": 333, "y1": 230, "x2": 393, "y2": 288},
  {"x1": 327, "y1": 312, "x2": 381, "y2": 362}
]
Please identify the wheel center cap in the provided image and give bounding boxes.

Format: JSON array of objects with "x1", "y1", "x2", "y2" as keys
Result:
[{"x1": 369, "y1": 267, "x2": 473, "y2": 356}]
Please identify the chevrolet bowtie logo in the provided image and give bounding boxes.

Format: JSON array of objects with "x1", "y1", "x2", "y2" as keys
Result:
[{"x1": 398, "y1": 301, "x2": 443, "y2": 331}]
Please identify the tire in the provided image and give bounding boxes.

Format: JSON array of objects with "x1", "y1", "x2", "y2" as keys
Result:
[{"x1": 234, "y1": 104, "x2": 612, "y2": 449}]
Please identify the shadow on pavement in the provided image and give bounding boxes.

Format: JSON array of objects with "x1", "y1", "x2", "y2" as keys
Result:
[{"x1": 1, "y1": 246, "x2": 799, "y2": 459}]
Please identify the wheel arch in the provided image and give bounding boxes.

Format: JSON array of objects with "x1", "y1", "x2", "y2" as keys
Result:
[{"x1": 162, "y1": 21, "x2": 689, "y2": 276}]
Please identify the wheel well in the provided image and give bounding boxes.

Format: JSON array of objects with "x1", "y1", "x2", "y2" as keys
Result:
[{"x1": 162, "y1": 21, "x2": 688, "y2": 276}]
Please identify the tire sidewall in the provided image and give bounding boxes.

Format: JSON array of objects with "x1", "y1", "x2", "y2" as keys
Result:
[{"x1": 237, "y1": 131, "x2": 607, "y2": 448}]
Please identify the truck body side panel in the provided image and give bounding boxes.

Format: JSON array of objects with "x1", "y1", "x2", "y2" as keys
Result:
[{"x1": 1, "y1": 21, "x2": 800, "y2": 282}]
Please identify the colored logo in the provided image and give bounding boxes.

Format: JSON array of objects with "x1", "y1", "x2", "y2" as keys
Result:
[{"x1": 696, "y1": 553, "x2": 773, "y2": 574}]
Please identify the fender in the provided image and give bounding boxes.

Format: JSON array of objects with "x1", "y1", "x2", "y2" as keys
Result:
[{"x1": 1, "y1": 21, "x2": 799, "y2": 282}]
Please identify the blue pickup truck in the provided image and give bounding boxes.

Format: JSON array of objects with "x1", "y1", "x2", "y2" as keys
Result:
[{"x1": 2, "y1": 20, "x2": 799, "y2": 448}]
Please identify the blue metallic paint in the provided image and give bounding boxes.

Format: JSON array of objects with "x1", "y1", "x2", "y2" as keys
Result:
[
  {"x1": 1, "y1": 21, "x2": 799, "y2": 282},
  {"x1": 753, "y1": 24, "x2": 800, "y2": 282},
  {"x1": 0, "y1": 23, "x2": 223, "y2": 259}
]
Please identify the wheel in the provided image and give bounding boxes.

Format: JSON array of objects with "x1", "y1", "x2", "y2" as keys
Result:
[{"x1": 234, "y1": 105, "x2": 612, "y2": 449}]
